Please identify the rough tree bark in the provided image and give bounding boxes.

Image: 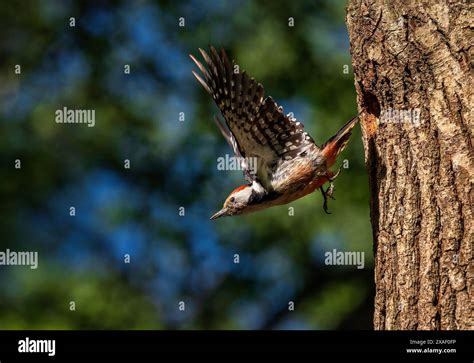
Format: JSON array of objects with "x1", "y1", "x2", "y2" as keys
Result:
[{"x1": 346, "y1": 0, "x2": 472, "y2": 330}]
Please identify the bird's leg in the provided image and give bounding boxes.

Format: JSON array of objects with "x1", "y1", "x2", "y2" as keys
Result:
[
  {"x1": 327, "y1": 167, "x2": 341, "y2": 182},
  {"x1": 325, "y1": 167, "x2": 341, "y2": 199},
  {"x1": 320, "y1": 167, "x2": 341, "y2": 213},
  {"x1": 326, "y1": 182, "x2": 335, "y2": 200},
  {"x1": 320, "y1": 186, "x2": 332, "y2": 214}
]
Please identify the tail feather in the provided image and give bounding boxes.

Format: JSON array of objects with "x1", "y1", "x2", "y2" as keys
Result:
[{"x1": 322, "y1": 113, "x2": 361, "y2": 166}]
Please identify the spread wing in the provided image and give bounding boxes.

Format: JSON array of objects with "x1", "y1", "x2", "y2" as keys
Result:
[{"x1": 190, "y1": 46, "x2": 318, "y2": 191}]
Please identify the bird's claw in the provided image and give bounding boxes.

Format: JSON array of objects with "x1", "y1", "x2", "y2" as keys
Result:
[
  {"x1": 326, "y1": 182, "x2": 336, "y2": 200},
  {"x1": 328, "y1": 167, "x2": 341, "y2": 182},
  {"x1": 320, "y1": 167, "x2": 340, "y2": 213},
  {"x1": 320, "y1": 183, "x2": 335, "y2": 214}
]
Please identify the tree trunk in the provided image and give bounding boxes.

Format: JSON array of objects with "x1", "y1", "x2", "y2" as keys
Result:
[{"x1": 346, "y1": 0, "x2": 472, "y2": 330}]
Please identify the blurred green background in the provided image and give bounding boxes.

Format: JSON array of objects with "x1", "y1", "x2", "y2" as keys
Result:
[{"x1": 0, "y1": 0, "x2": 372, "y2": 329}]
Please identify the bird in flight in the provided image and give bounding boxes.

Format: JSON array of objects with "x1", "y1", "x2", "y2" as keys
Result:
[{"x1": 190, "y1": 46, "x2": 360, "y2": 220}]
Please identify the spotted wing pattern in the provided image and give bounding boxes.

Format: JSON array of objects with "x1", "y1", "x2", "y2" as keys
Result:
[
  {"x1": 190, "y1": 46, "x2": 318, "y2": 191},
  {"x1": 213, "y1": 115, "x2": 255, "y2": 183}
]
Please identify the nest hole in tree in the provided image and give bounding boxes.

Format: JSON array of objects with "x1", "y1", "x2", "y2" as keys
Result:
[{"x1": 363, "y1": 91, "x2": 381, "y2": 118}]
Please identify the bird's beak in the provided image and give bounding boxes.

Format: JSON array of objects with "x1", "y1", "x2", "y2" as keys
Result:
[{"x1": 210, "y1": 208, "x2": 228, "y2": 220}]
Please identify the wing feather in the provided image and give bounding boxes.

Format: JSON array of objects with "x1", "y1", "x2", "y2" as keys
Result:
[{"x1": 190, "y1": 46, "x2": 318, "y2": 191}]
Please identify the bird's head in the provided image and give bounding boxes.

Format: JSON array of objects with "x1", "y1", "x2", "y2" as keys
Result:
[{"x1": 210, "y1": 184, "x2": 254, "y2": 220}]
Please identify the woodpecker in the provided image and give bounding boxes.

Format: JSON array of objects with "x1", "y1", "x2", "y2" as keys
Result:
[{"x1": 190, "y1": 46, "x2": 360, "y2": 220}]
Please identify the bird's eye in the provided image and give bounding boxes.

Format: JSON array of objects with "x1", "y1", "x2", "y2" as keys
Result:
[{"x1": 230, "y1": 197, "x2": 235, "y2": 203}]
